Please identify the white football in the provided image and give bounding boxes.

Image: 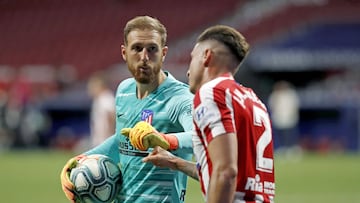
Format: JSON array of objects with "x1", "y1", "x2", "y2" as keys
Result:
[{"x1": 70, "y1": 154, "x2": 122, "y2": 203}]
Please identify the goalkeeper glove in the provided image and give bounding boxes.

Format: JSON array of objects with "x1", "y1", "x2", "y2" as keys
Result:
[
  {"x1": 60, "y1": 154, "x2": 85, "y2": 203},
  {"x1": 121, "y1": 121, "x2": 178, "y2": 151}
]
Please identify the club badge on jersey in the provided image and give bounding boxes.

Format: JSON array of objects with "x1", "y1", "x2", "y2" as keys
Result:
[{"x1": 141, "y1": 109, "x2": 154, "y2": 124}]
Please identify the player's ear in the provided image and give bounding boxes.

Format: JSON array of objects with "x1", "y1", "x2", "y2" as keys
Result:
[
  {"x1": 203, "y1": 49, "x2": 212, "y2": 67},
  {"x1": 121, "y1": 45, "x2": 127, "y2": 62},
  {"x1": 161, "y1": 46, "x2": 168, "y2": 62}
]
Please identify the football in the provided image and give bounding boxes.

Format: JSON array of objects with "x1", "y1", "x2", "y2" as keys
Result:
[{"x1": 70, "y1": 154, "x2": 122, "y2": 203}]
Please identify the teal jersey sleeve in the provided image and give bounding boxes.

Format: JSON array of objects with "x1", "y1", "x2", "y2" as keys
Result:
[
  {"x1": 168, "y1": 95, "x2": 193, "y2": 153},
  {"x1": 85, "y1": 134, "x2": 120, "y2": 163},
  {"x1": 83, "y1": 71, "x2": 194, "y2": 203}
]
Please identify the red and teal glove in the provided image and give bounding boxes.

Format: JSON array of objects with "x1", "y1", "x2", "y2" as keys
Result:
[
  {"x1": 60, "y1": 154, "x2": 85, "y2": 203},
  {"x1": 121, "y1": 121, "x2": 178, "y2": 151}
]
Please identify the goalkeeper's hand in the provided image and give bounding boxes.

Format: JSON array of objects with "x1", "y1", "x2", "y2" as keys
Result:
[
  {"x1": 121, "y1": 121, "x2": 178, "y2": 151},
  {"x1": 60, "y1": 154, "x2": 85, "y2": 203}
]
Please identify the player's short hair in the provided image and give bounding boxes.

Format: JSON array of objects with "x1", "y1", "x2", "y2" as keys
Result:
[
  {"x1": 123, "y1": 15, "x2": 167, "y2": 47},
  {"x1": 197, "y1": 25, "x2": 250, "y2": 64}
]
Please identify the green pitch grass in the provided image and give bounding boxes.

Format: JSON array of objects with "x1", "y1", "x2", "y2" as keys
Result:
[{"x1": 0, "y1": 150, "x2": 359, "y2": 203}]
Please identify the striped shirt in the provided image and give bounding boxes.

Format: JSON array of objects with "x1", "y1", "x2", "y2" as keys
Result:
[{"x1": 192, "y1": 73, "x2": 275, "y2": 203}]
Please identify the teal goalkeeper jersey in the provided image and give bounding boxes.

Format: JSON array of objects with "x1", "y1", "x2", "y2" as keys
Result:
[{"x1": 86, "y1": 71, "x2": 194, "y2": 203}]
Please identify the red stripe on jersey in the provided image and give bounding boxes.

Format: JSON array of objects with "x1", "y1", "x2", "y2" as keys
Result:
[
  {"x1": 194, "y1": 125, "x2": 212, "y2": 196},
  {"x1": 204, "y1": 124, "x2": 213, "y2": 144}
]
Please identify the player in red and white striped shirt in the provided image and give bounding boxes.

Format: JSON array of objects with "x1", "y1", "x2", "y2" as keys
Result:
[{"x1": 143, "y1": 25, "x2": 275, "y2": 203}]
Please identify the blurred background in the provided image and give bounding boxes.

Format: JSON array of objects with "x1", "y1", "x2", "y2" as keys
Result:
[
  {"x1": 0, "y1": 0, "x2": 360, "y2": 202},
  {"x1": 1, "y1": 0, "x2": 360, "y2": 153}
]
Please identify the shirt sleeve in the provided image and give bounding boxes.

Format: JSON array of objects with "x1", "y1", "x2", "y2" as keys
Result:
[
  {"x1": 84, "y1": 134, "x2": 120, "y2": 163},
  {"x1": 172, "y1": 95, "x2": 194, "y2": 153},
  {"x1": 194, "y1": 85, "x2": 235, "y2": 143}
]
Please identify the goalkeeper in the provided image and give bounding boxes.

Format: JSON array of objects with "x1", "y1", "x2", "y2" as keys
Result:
[{"x1": 60, "y1": 16, "x2": 194, "y2": 203}]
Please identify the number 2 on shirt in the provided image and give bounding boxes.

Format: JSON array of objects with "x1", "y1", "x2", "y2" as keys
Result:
[{"x1": 253, "y1": 106, "x2": 273, "y2": 173}]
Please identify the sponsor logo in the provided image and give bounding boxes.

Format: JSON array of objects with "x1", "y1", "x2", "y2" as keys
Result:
[
  {"x1": 194, "y1": 106, "x2": 207, "y2": 121},
  {"x1": 244, "y1": 174, "x2": 275, "y2": 195}
]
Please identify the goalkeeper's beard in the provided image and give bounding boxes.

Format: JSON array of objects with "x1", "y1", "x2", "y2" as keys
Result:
[{"x1": 131, "y1": 64, "x2": 162, "y2": 84}]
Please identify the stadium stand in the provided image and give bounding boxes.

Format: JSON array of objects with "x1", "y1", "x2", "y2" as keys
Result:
[{"x1": 0, "y1": 0, "x2": 241, "y2": 79}]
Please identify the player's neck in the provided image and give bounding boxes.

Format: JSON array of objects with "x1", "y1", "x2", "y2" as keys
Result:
[
  {"x1": 206, "y1": 66, "x2": 231, "y2": 81},
  {"x1": 136, "y1": 71, "x2": 166, "y2": 99}
]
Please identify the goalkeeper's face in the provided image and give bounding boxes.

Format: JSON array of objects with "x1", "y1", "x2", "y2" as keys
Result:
[{"x1": 121, "y1": 29, "x2": 168, "y2": 84}]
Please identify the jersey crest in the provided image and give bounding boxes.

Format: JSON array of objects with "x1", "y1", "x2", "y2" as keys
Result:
[{"x1": 141, "y1": 109, "x2": 154, "y2": 124}]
